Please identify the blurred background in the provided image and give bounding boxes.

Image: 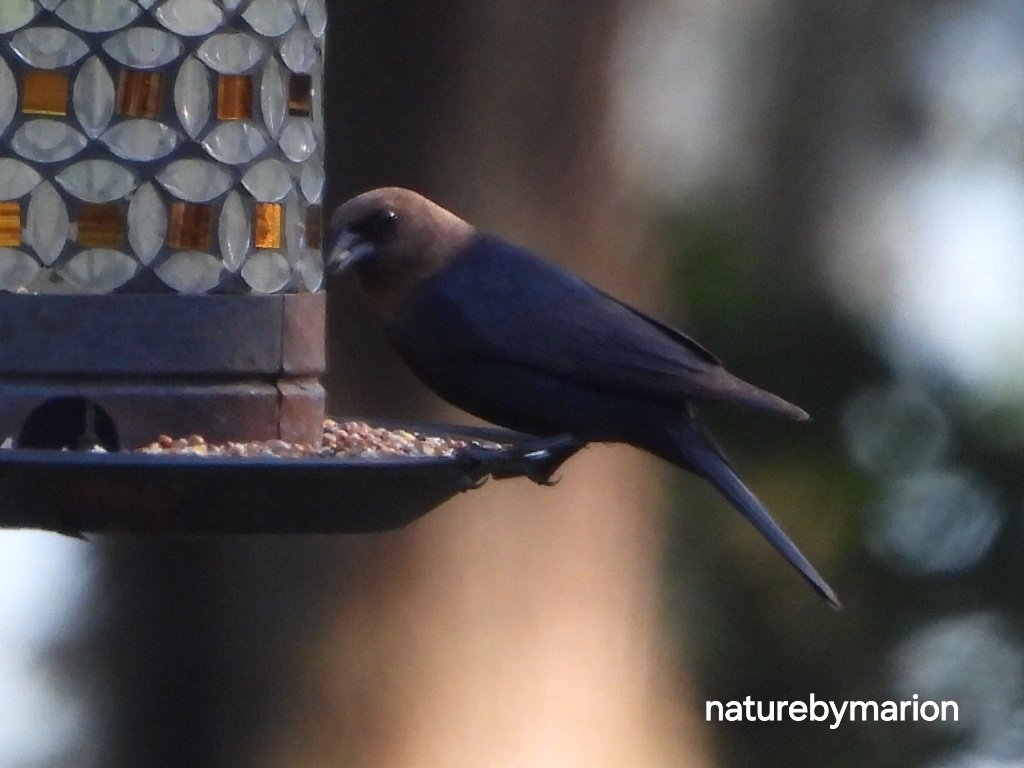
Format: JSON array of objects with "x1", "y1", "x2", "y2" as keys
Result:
[{"x1": 3, "y1": 0, "x2": 1024, "y2": 766}]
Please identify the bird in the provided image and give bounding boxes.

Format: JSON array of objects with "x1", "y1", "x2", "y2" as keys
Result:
[{"x1": 327, "y1": 187, "x2": 839, "y2": 608}]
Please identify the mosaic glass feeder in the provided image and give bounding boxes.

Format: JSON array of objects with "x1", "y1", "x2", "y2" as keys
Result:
[
  {"x1": 0, "y1": 0, "x2": 328, "y2": 449},
  {"x1": 0, "y1": 1, "x2": 566, "y2": 534}
]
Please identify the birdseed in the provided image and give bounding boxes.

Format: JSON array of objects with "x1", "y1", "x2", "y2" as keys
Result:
[{"x1": 136, "y1": 419, "x2": 505, "y2": 459}]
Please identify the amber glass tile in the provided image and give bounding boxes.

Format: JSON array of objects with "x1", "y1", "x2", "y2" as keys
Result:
[
  {"x1": 168, "y1": 202, "x2": 213, "y2": 250},
  {"x1": 288, "y1": 74, "x2": 312, "y2": 116},
  {"x1": 77, "y1": 204, "x2": 124, "y2": 248},
  {"x1": 0, "y1": 202, "x2": 21, "y2": 247},
  {"x1": 217, "y1": 75, "x2": 253, "y2": 120},
  {"x1": 22, "y1": 70, "x2": 69, "y2": 116},
  {"x1": 116, "y1": 69, "x2": 163, "y2": 118},
  {"x1": 254, "y1": 203, "x2": 282, "y2": 249},
  {"x1": 305, "y1": 205, "x2": 321, "y2": 249}
]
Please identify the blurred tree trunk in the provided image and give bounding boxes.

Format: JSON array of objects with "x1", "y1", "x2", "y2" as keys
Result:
[{"x1": 272, "y1": 1, "x2": 706, "y2": 766}]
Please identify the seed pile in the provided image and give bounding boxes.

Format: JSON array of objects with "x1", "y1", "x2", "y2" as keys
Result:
[{"x1": 138, "y1": 419, "x2": 504, "y2": 459}]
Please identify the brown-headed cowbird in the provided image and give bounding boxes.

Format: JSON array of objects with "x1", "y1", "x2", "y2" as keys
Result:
[{"x1": 328, "y1": 187, "x2": 839, "y2": 608}]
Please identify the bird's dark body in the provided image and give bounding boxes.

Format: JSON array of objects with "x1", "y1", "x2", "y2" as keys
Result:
[
  {"x1": 329, "y1": 188, "x2": 839, "y2": 607},
  {"x1": 386, "y1": 234, "x2": 788, "y2": 445}
]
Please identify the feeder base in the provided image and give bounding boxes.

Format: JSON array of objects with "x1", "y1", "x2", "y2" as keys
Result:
[{"x1": 0, "y1": 293, "x2": 326, "y2": 448}]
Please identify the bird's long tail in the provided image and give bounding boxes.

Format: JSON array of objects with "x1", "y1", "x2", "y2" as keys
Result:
[{"x1": 654, "y1": 426, "x2": 841, "y2": 609}]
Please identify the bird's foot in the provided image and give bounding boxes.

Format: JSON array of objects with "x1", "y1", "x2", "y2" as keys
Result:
[{"x1": 469, "y1": 434, "x2": 584, "y2": 485}]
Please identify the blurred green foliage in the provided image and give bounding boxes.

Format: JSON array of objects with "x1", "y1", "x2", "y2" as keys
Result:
[{"x1": 655, "y1": 198, "x2": 1023, "y2": 768}]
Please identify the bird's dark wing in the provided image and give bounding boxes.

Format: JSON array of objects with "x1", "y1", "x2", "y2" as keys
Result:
[{"x1": 421, "y1": 235, "x2": 807, "y2": 419}]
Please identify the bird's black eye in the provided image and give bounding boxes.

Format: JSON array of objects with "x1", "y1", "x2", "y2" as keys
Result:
[{"x1": 351, "y1": 208, "x2": 398, "y2": 240}]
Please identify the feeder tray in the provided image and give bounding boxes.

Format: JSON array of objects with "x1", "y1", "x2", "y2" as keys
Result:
[{"x1": 0, "y1": 422, "x2": 581, "y2": 535}]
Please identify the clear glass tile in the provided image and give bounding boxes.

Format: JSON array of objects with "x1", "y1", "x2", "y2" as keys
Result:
[
  {"x1": 241, "y1": 251, "x2": 290, "y2": 293},
  {"x1": 297, "y1": 249, "x2": 322, "y2": 291},
  {"x1": 38, "y1": 0, "x2": 62, "y2": 9},
  {"x1": 0, "y1": 0, "x2": 39, "y2": 35},
  {"x1": 56, "y1": 159, "x2": 137, "y2": 203},
  {"x1": 219, "y1": 191, "x2": 250, "y2": 271},
  {"x1": 259, "y1": 54, "x2": 286, "y2": 138},
  {"x1": 154, "y1": 0, "x2": 224, "y2": 37},
  {"x1": 73, "y1": 56, "x2": 116, "y2": 138},
  {"x1": 0, "y1": 57, "x2": 15, "y2": 136},
  {"x1": 278, "y1": 117, "x2": 315, "y2": 162},
  {"x1": 22, "y1": 268, "x2": 71, "y2": 294},
  {"x1": 155, "y1": 251, "x2": 223, "y2": 292},
  {"x1": 242, "y1": 0, "x2": 297, "y2": 37},
  {"x1": 242, "y1": 158, "x2": 292, "y2": 201},
  {"x1": 198, "y1": 32, "x2": 265, "y2": 74},
  {"x1": 101, "y1": 119, "x2": 179, "y2": 161},
  {"x1": 11, "y1": 27, "x2": 90, "y2": 69},
  {"x1": 55, "y1": 0, "x2": 140, "y2": 33},
  {"x1": 174, "y1": 55, "x2": 211, "y2": 138},
  {"x1": 60, "y1": 249, "x2": 138, "y2": 293},
  {"x1": 0, "y1": 158, "x2": 42, "y2": 199},
  {"x1": 24, "y1": 181, "x2": 68, "y2": 265},
  {"x1": 127, "y1": 182, "x2": 166, "y2": 264},
  {"x1": 103, "y1": 27, "x2": 183, "y2": 69},
  {"x1": 280, "y1": 28, "x2": 317, "y2": 73},
  {"x1": 11, "y1": 120, "x2": 88, "y2": 163},
  {"x1": 202, "y1": 121, "x2": 267, "y2": 164},
  {"x1": 284, "y1": 191, "x2": 301, "y2": 253},
  {"x1": 304, "y1": 0, "x2": 326, "y2": 38},
  {"x1": 310, "y1": 69, "x2": 323, "y2": 132},
  {"x1": 299, "y1": 160, "x2": 323, "y2": 203},
  {"x1": 157, "y1": 159, "x2": 232, "y2": 202},
  {"x1": 0, "y1": 248, "x2": 41, "y2": 292}
]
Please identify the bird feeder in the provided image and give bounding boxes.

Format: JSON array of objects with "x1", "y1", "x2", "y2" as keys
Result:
[
  {"x1": 0, "y1": 1, "x2": 561, "y2": 534},
  {"x1": 0, "y1": 0, "x2": 328, "y2": 450}
]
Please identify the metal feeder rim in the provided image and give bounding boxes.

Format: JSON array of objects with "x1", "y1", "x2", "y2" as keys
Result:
[{"x1": 0, "y1": 419, "x2": 581, "y2": 536}]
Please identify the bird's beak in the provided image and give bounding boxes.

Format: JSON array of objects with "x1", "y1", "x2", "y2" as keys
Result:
[{"x1": 327, "y1": 229, "x2": 375, "y2": 273}]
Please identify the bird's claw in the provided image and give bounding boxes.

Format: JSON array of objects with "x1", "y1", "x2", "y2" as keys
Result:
[
  {"x1": 466, "y1": 474, "x2": 489, "y2": 490},
  {"x1": 526, "y1": 469, "x2": 562, "y2": 486},
  {"x1": 463, "y1": 434, "x2": 583, "y2": 486}
]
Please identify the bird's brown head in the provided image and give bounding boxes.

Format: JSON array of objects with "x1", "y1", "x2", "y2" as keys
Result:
[{"x1": 328, "y1": 187, "x2": 475, "y2": 320}]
